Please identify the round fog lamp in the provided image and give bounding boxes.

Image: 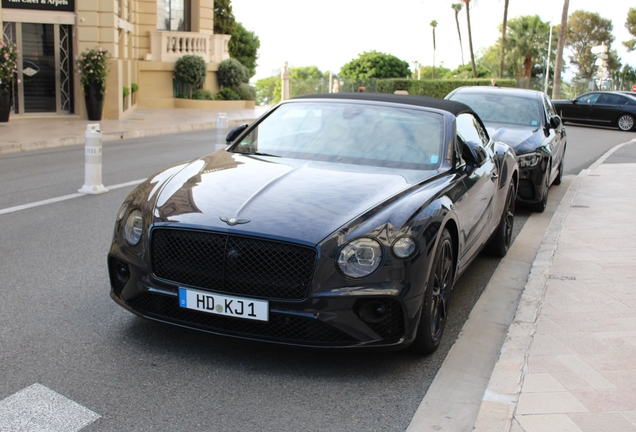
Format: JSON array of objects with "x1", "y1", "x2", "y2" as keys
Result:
[
  {"x1": 124, "y1": 209, "x2": 144, "y2": 245},
  {"x1": 392, "y1": 237, "x2": 417, "y2": 259}
]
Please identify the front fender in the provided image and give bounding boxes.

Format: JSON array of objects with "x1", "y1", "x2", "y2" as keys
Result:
[{"x1": 493, "y1": 141, "x2": 517, "y2": 189}]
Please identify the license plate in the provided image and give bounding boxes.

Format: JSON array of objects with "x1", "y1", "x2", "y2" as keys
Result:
[{"x1": 178, "y1": 287, "x2": 269, "y2": 322}]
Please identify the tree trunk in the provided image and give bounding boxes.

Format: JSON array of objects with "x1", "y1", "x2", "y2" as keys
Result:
[
  {"x1": 499, "y1": 0, "x2": 509, "y2": 78},
  {"x1": 464, "y1": 1, "x2": 477, "y2": 78},
  {"x1": 454, "y1": 12, "x2": 465, "y2": 69},
  {"x1": 524, "y1": 56, "x2": 533, "y2": 88},
  {"x1": 552, "y1": 0, "x2": 570, "y2": 99},
  {"x1": 432, "y1": 28, "x2": 436, "y2": 79}
]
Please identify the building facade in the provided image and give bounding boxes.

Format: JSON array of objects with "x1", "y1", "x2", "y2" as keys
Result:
[{"x1": 0, "y1": 0, "x2": 230, "y2": 120}]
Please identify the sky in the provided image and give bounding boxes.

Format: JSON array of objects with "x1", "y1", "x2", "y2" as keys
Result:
[{"x1": 231, "y1": 0, "x2": 636, "y2": 82}]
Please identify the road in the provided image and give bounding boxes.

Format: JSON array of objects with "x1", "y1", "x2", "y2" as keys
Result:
[{"x1": 0, "y1": 125, "x2": 633, "y2": 431}]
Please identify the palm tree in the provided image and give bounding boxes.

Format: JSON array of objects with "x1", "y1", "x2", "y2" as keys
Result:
[
  {"x1": 462, "y1": 0, "x2": 477, "y2": 78},
  {"x1": 451, "y1": 3, "x2": 465, "y2": 70},
  {"x1": 506, "y1": 15, "x2": 550, "y2": 88},
  {"x1": 499, "y1": 0, "x2": 509, "y2": 78},
  {"x1": 552, "y1": 0, "x2": 569, "y2": 99},
  {"x1": 431, "y1": 20, "x2": 438, "y2": 79}
]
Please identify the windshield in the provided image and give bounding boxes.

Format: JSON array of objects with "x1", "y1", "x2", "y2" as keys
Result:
[
  {"x1": 230, "y1": 102, "x2": 445, "y2": 169},
  {"x1": 450, "y1": 92, "x2": 542, "y2": 127}
]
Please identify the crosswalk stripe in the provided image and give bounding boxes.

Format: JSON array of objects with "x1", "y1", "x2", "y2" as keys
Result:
[{"x1": 0, "y1": 383, "x2": 100, "y2": 431}]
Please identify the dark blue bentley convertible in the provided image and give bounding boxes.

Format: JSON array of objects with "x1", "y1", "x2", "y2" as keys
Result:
[{"x1": 108, "y1": 93, "x2": 518, "y2": 354}]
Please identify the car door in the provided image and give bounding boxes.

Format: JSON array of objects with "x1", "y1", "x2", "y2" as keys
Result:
[
  {"x1": 453, "y1": 113, "x2": 497, "y2": 268},
  {"x1": 564, "y1": 93, "x2": 600, "y2": 121},
  {"x1": 593, "y1": 93, "x2": 622, "y2": 125}
]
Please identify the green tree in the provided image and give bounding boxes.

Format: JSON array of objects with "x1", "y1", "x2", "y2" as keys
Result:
[
  {"x1": 505, "y1": 15, "x2": 550, "y2": 87},
  {"x1": 566, "y1": 10, "x2": 615, "y2": 80},
  {"x1": 419, "y1": 64, "x2": 452, "y2": 79},
  {"x1": 289, "y1": 66, "x2": 328, "y2": 97},
  {"x1": 228, "y1": 22, "x2": 260, "y2": 78},
  {"x1": 451, "y1": 3, "x2": 465, "y2": 69},
  {"x1": 339, "y1": 51, "x2": 410, "y2": 79},
  {"x1": 623, "y1": 7, "x2": 636, "y2": 52},
  {"x1": 462, "y1": 0, "x2": 477, "y2": 78},
  {"x1": 255, "y1": 75, "x2": 280, "y2": 106},
  {"x1": 213, "y1": 0, "x2": 236, "y2": 35}
]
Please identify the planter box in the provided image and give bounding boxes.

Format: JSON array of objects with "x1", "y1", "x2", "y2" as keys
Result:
[{"x1": 174, "y1": 99, "x2": 256, "y2": 110}]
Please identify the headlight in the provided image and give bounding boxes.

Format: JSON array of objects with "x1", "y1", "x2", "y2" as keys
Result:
[
  {"x1": 116, "y1": 202, "x2": 128, "y2": 221},
  {"x1": 516, "y1": 152, "x2": 541, "y2": 168},
  {"x1": 392, "y1": 237, "x2": 418, "y2": 259},
  {"x1": 123, "y1": 209, "x2": 144, "y2": 245},
  {"x1": 337, "y1": 238, "x2": 383, "y2": 278}
]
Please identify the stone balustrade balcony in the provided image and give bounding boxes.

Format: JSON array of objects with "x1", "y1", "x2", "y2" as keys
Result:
[{"x1": 146, "y1": 31, "x2": 231, "y2": 64}]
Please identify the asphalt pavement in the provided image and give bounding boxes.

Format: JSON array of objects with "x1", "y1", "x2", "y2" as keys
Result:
[{"x1": 1, "y1": 107, "x2": 636, "y2": 431}]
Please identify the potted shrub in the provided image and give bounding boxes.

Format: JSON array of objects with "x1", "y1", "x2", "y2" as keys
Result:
[
  {"x1": 76, "y1": 47, "x2": 110, "y2": 120},
  {"x1": 174, "y1": 55, "x2": 206, "y2": 99},
  {"x1": 0, "y1": 41, "x2": 19, "y2": 122}
]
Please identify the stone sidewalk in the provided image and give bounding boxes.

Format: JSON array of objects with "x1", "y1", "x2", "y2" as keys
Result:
[
  {"x1": 474, "y1": 141, "x2": 636, "y2": 431},
  {"x1": 0, "y1": 106, "x2": 268, "y2": 154}
]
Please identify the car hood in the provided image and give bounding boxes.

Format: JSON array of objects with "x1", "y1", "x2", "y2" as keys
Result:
[
  {"x1": 150, "y1": 151, "x2": 438, "y2": 245},
  {"x1": 485, "y1": 123, "x2": 544, "y2": 155}
]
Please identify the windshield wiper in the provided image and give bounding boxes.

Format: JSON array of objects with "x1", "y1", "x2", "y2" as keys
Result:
[{"x1": 238, "y1": 151, "x2": 281, "y2": 157}]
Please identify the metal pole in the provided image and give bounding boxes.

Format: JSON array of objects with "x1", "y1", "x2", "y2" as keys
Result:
[{"x1": 544, "y1": 24, "x2": 553, "y2": 94}]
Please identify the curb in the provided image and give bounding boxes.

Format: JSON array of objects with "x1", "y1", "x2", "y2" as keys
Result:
[
  {"x1": 0, "y1": 118, "x2": 250, "y2": 155},
  {"x1": 472, "y1": 138, "x2": 636, "y2": 431}
]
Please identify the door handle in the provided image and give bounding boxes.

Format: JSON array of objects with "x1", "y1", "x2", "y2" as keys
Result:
[{"x1": 490, "y1": 173, "x2": 498, "y2": 181}]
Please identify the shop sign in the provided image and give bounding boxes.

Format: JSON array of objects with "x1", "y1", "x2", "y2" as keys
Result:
[{"x1": 1, "y1": 0, "x2": 74, "y2": 12}]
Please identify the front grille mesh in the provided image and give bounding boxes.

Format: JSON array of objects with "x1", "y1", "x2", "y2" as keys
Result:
[
  {"x1": 151, "y1": 229, "x2": 317, "y2": 300},
  {"x1": 128, "y1": 293, "x2": 356, "y2": 345}
]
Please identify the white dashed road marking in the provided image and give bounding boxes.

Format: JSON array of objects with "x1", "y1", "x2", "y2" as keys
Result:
[
  {"x1": 0, "y1": 179, "x2": 145, "y2": 215},
  {"x1": 0, "y1": 383, "x2": 100, "y2": 431}
]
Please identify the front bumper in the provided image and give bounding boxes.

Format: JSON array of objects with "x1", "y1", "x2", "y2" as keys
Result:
[
  {"x1": 515, "y1": 157, "x2": 547, "y2": 204},
  {"x1": 108, "y1": 254, "x2": 422, "y2": 349}
]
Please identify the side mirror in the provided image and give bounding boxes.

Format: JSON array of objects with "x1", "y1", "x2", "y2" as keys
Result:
[
  {"x1": 549, "y1": 115, "x2": 562, "y2": 129},
  {"x1": 461, "y1": 140, "x2": 487, "y2": 166},
  {"x1": 226, "y1": 123, "x2": 249, "y2": 144}
]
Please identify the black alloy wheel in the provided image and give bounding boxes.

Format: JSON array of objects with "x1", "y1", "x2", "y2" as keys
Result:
[
  {"x1": 486, "y1": 181, "x2": 516, "y2": 257},
  {"x1": 411, "y1": 229, "x2": 455, "y2": 354},
  {"x1": 617, "y1": 114, "x2": 635, "y2": 132},
  {"x1": 530, "y1": 163, "x2": 550, "y2": 213}
]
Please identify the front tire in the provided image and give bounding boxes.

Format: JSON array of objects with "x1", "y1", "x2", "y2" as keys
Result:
[
  {"x1": 553, "y1": 160, "x2": 564, "y2": 186},
  {"x1": 411, "y1": 229, "x2": 455, "y2": 354},
  {"x1": 617, "y1": 114, "x2": 635, "y2": 131},
  {"x1": 486, "y1": 181, "x2": 516, "y2": 257}
]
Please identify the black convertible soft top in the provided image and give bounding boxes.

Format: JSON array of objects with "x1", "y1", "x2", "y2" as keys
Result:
[{"x1": 294, "y1": 92, "x2": 476, "y2": 117}]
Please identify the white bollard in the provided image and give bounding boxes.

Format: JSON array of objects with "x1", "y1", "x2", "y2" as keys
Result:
[
  {"x1": 78, "y1": 123, "x2": 108, "y2": 195},
  {"x1": 214, "y1": 112, "x2": 229, "y2": 152}
]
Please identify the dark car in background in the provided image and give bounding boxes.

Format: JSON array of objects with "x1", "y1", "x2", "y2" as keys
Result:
[
  {"x1": 446, "y1": 86, "x2": 566, "y2": 212},
  {"x1": 108, "y1": 93, "x2": 518, "y2": 354},
  {"x1": 553, "y1": 91, "x2": 636, "y2": 131}
]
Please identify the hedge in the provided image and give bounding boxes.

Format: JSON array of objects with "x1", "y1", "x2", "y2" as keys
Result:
[{"x1": 375, "y1": 79, "x2": 517, "y2": 98}]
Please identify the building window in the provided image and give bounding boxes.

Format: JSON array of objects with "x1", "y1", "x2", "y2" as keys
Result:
[{"x1": 157, "y1": 0, "x2": 190, "y2": 31}]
